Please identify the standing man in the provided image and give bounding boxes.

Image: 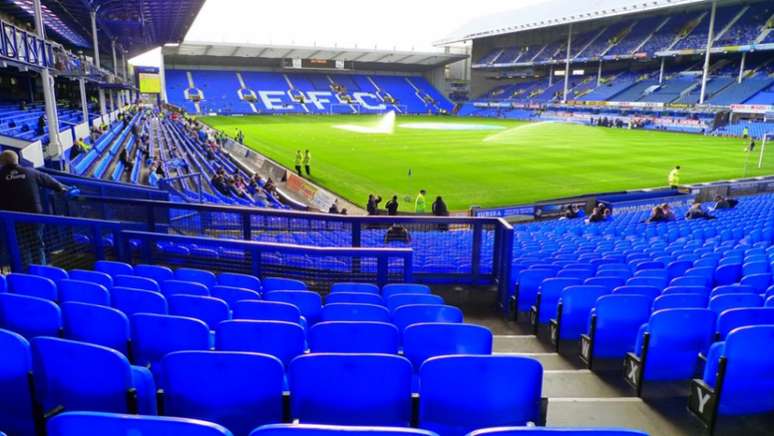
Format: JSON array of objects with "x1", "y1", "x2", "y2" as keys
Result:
[
  {"x1": 0, "y1": 150, "x2": 72, "y2": 266},
  {"x1": 367, "y1": 194, "x2": 382, "y2": 215},
  {"x1": 303, "y1": 149, "x2": 312, "y2": 176},
  {"x1": 385, "y1": 195, "x2": 399, "y2": 216},
  {"x1": 415, "y1": 189, "x2": 427, "y2": 214},
  {"x1": 668, "y1": 166, "x2": 680, "y2": 189},
  {"x1": 742, "y1": 126, "x2": 749, "y2": 140},
  {"x1": 294, "y1": 150, "x2": 303, "y2": 176}
]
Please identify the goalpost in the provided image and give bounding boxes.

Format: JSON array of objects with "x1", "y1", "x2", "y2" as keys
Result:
[{"x1": 758, "y1": 133, "x2": 770, "y2": 169}]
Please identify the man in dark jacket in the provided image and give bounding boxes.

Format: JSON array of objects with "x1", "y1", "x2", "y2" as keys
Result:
[
  {"x1": 0, "y1": 150, "x2": 70, "y2": 265},
  {"x1": 385, "y1": 195, "x2": 399, "y2": 216},
  {"x1": 366, "y1": 194, "x2": 382, "y2": 215}
]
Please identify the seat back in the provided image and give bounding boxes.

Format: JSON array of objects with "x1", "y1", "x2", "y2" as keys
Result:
[
  {"x1": 625, "y1": 276, "x2": 667, "y2": 290},
  {"x1": 662, "y1": 286, "x2": 707, "y2": 296},
  {"x1": 715, "y1": 264, "x2": 742, "y2": 286},
  {"x1": 711, "y1": 285, "x2": 756, "y2": 298},
  {"x1": 7, "y1": 273, "x2": 57, "y2": 300},
  {"x1": 612, "y1": 285, "x2": 660, "y2": 301},
  {"x1": 717, "y1": 307, "x2": 774, "y2": 339},
  {"x1": 382, "y1": 283, "x2": 430, "y2": 299},
  {"x1": 31, "y1": 337, "x2": 134, "y2": 413},
  {"x1": 0, "y1": 329, "x2": 35, "y2": 436},
  {"x1": 326, "y1": 292, "x2": 385, "y2": 306},
  {"x1": 47, "y1": 412, "x2": 233, "y2": 436},
  {"x1": 211, "y1": 285, "x2": 261, "y2": 308},
  {"x1": 709, "y1": 294, "x2": 763, "y2": 315},
  {"x1": 393, "y1": 304, "x2": 463, "y2": 332},
  {"x1": 740, "y1": 273, "x2": 772, "y2": 293},
  {"x1": 59, "y1": 279, "x2": 110, "y2": 306},
  {"x1": 0, "y1": 293, "x2": 61, "y2": 338},
  {"x1": 250, "y1": 424, "x2": 437, "y2": 436},
  {"x1": 69, "y1": 270, "x2": 113, "y2": 289},
  {"x1": 114, "y1": 275, "x2": 160, "y2": 293},
  {"x1": 669, "y1": 276, "x2": 708, "y2": 288},
  {"x1": 536, "y1": 278, "x2": 583, "y2": 324},
  {"x1": 175, "y1": 268, "x2": 217, "y2": 289},
  {"x1": 134, "y1": 265, "x2": 174, "y2": 284},
  {"x1": 265, "y1": 291, "x2": 322, "y2": 325},
  {"x1": 515, "y1": 269, "x2": 554, "y2": 312},
  {"x1": 131, "y1": 313, "x2": 210, "y2": 379},
  {"x1": 467, "y1": 428, "x2": 647, "y2": 436},
  {"x1": 62, "y1": 302, "x2": 130, "y2": 355},
  {"x1": 641, "y1": 308, "x2": 715, "y2": 381},
  {"x1": 403, "y1": 323, "x2": 493, "y2": 369},
  {"x1": 583, "y1": 277, "x2": 625, "y2": 292},
  {"x1": 162, "y1": 280, "x2": 210, "y2": 297},
  {"x1": 215, "y1": 320, "x2": 305, "y2": 367},
  {"x1": 714, "y1": 326, "x2": 774, "y2": 415},
  {"x1": 592, "y1": 295, "x2": 652, "y2": 359},
  {"x1": 263, "y1": 277, "x2": 307, "y2": 291},
  {"x1": 387, "y1": 294, "x2": 444, "y2": 312},
  {"x1": 557, "y1": 285, "x2": 608, "y2": 341},
  {"x1": 28, "y1": 264, "x2": 68, "y2": 283},
  {"x1": 168, "y1": 295, "x2": 230, "y2": 330},
  {"x1": 289, "y1": 354, "x2": 412, "y2": 426},
  {"x1": 330, "y1": 282, "x2": 380, "y2": 294},
  {"x1": 233, "y1": 300, "x2": 302, "y2": 324},
  {"x1": 309, "y1": 322, "x2": 399, "y2": 354},
  {"x1": 321, "y1": 303, "x2": 391, "y2": 322},
  {"x1": 218, "y1": 272, "x2": 262, "y2": 293},
  {"x1": 111, "y1": 287, "x2": 168, "y2": 316},
  {"x1": 652, "y1": 293, "x2": 708, "y2": 311},
  {"x1": 162, "y1": 351, "x2": 284, "y2": 435},
  {"x1": 418, "y1": 355, "x2": 543, "y2": 436},
  {"x1": 95, "y1": 260, "x2": 134, "y2": 278}
]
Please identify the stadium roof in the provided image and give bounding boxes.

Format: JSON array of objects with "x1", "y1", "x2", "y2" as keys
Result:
[
  {"x1": 436, "y1": 0, "x2": 709, "y2": 45},
  {"x1": 163, "y1": 42, "x2": 468, "y2": 70},
  {"x1": 0, "y1": 0, "x2": 205, "y2": 55}
]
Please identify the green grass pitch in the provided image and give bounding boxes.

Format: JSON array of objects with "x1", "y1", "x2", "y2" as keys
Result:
[{"x1": 201, "y1": 115, "x2": 770, "y2": 211}]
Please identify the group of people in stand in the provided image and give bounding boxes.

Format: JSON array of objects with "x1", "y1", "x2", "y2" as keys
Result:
[{"x1": 358, "y1": 190, "x2": 450, "y2": 217}]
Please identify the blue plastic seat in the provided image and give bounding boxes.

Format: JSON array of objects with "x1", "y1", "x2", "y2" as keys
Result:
[
  {"x1": 59, "y1": 279, "x2": 110, "y2": 306},
  {"x1": 634, "y1": 269, "x2": 668, "y2": 281},
  {"x1": 382, "y1": 283, "x2": 430, "y2": 299},
  {"x1": 533, "y1": 278, "x2": 583, "y2": 325},
  {"x1": 716, "y1": 307, "x2": 774, "y2": 340},
  {"x1": 7, "y1": 273, "x2": 57, "y2": 300},
  {"x1": 169, "y1": 295, "x2": 230, "y2": 330},
  {"x1": 289, "y1": 353, "x2": 412, "y2": 426},
  {"x1": 162, "y1": 279, "x2": 210, "y2": 297},
  {"x1": 62, "y1": 302, "x2": 130, "y2": 356},
  {"x1": 134, "y1": 264, "x2": 174, "y2": 284},
  {"x1": 767, "y1": 296, "x2": 774, "y2": 307},
  {"x1": 708, "y1": 294, "x2": 763, "y2": 315},
  {"x1": 263, "y1": 277, "x2": 307, "y2": 292},
  {"x1": 211, "y1": 285, "x2": 261, "y2": 307},
  {"x1": 28, "y1": 264, "x2": 68, "y2": 283},
  {"x1": 714, "y1": 264, "x2": 742, "y2": 286},
  {"x1": 670, "y1": 276, "x2": 708, "y2": 288},
  {"x1": 331, "y1": 282, "x2": 380, "y2": 294},
  {"x1": 95, "y1": 260, "x2": 134, "y2": 278},
  {"x1": 552, "y1": 285, "x2": 609, "y2": 342},
  {"x1": 114, "y1": 275, "x2": 160, "y2": 292},
  {"x1": 595, "y1": 269, "x2": 631, "y2": 279},
  {"x1": 661, "y1": 285, "x2": 707, "y2": 296},
  {"x1": 175, "y1": 268, "x2": 217, "y2": 289},
  {"x1": 739, "y1": 273, "x2": 771, "y2": 293},
  {"x1": 583, "y1": 277, "x2": 625, "y2": 292},
  {"x1": 0, "y1": 293, "x2": 61, "y2": 338},
  {"x1": 710, "y1": 285, "x2": 756, "y2": 298},
  {"x1": 69, "y1": 269, "x2": 113, "y2": 289},
  {"x1": 309, "y1": 321, "x2": 399, "y2": 354},
  {"x1": 652, "y1": 293, "x2": 708, "y2": 311},
  {"x1": 387, "y1": 293, "x2": 444, "y2": 312},
  {"x1": 419, "y1": 355, "x2": 543, "y2": 436},
  {"x1": 556, "y1": 269, "x2": 593, "y2": 280},
  {"x1": 514, "y1": 269, "x2": 554, "y2": 313},
  {"x1": 321, "y1": 303, "x2": 391, "y2": 322},
  {"x1": 403, "y1": 323, "x2": 492, "y2": 370},
  {"x1": 111, "y1": 287, "x2": 168, "y2": 316},
  {"x1": 265, "y1": 291, "x2": 323, "y2": 325},
  {"x1": 131, "y1": 313, "x2": 210, "y2": 381},
  {"x1": 327, "y1": 292, "x2": 385, "y2": 306},
  {"x1": 583, "y1": 295, "x2": 652, "y2": 363},
  {"x1": 32, "y1": 337, "x2": 156, "y2": 414},
  {"x1": 47, "y1": 412, "x2": 234, "y2": 436},
  {"x1": 0, "y1": 329, "x2": 35, "y2": 436},
  {"x1": 218, "y1": 272, "x2": 262, "y2": 292},
  {"x1": 611, "y1": 285, "x2": 660, "y2": 301},
  {"x1": 0, "y1": 275, "x2": 5, "y2": 292},
  {"x1": 685, "y1": 267, "x2": 715, "y2": 287},
  {"x1": 625, "y1": 276, "x2": 667, "y2": 290},
  {"x1": 233, "y1": 300, "x2": 302, "y2": 324},
  {"x1": 161, "y1": 351, "x2": 284, "y2": 434},
  {"x1": 393, "y1": 304, "x2": 463, "y2": 332},
  {"x1": 215, "y1": 320, "x2": 305, "y2": 367},
  {"x1": 667, "y1": 260, "x2": 693, "y2": 279},
  {"x1": 250, "y1": 424, "x2": 437, "y2": 436},
  {"x1": 467, "y1": 428, "x2": 647, "y2": 436},
  {"x1": 742, "y1": 261, "x2": 769, "y2": 276}
]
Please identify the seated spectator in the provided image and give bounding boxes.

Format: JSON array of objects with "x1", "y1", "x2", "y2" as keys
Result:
[
  {"x1": 661, "y1": 203, "x2": 676, "y2": 221},
  {"x1": 385, "y1": 224, "x2": 411, "y2": 243},
  {"x1": 712, "y1": 195, "x2": 738, "y2": 210},
  {"x1": 211, "y1": 174, "x2": 230, "y2": 196},
  {"x1": 685, "y1": 201, "x2": 715, "y2": 220},
  {"x1": 587, "y1": 206, "x2": 606, "y2": 223},
  {"x1": 264, "y1": 177, "x2": 277, "y2": 196},
  {"x1": 647, "y1": 206, "x2": 666, "y2": 223},
  {"x1": 119, "y1": 148, "x2": 133, "y2": 170},
  {"x1": 563, "y1": 205, "x2": 580, "y2": 219}
]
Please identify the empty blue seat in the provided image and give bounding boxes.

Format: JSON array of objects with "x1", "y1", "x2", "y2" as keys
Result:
[
  {"x1": 714, "y1": 264, "x2": 742, "y2": 286},
  {"x1": 708, "y1": 294, "x2": 763, "y2": 315},
  {"x1": 327, "y1": 292, "x2": 385, "y2": 306},
  {"x1": 581, "y1": 295, "x2": 651, "y2": 365},
  {"x1": 393, "y1": 304, "x2": 463, "y2": 332},
  {"x1": 387, "y1": 293, "x2": 444, "y2": 312},
  {"x1": 403, "y1": 323, "x2": 492, "y2": 370},
  {"x1": 742, "y1": 261, "x2": 769, "y2": 276},
  {"x1": 162, "y1": 279, "x2": 210, "y2": 297},
  {"x1": 551, "y1": 285, "x2": 608, "y2": 343},
  {"x1": 263, "y1": 277, "x2": 307, "y2": 291},
  {"x1": 211, "y1": 285, "x2": 261, "y2": 307},
  {"x1": 382, "y1": 283, "x2": 430, "y2": 299},
  {"x1": 69, "y1": 269, "x2": 113, "y2": 289},
  {"x1": 47, "y1": 412, "x2": 234, "y2": 436},
  {"x1": 321, "y1": 303, "x2": 391, "y2": 322},
  {"x1": 556, "y1": 269, "x2": 593, "y2": 280},
  {"x1": 265, "y1": 291, "x2": 323, "y2": 325},
  {"x1": 716, "y1": 307, "x2": 774, "y2": 340},
  {"x1": 685, "y1": 267, "x2": 715, "y2": 287},
  {"x1": 111, "y1": 287, "x2": 168, "y2": 316},
  {"x1": 114, "y1": 275, "x2": 160, "y2": 292},
  {"x1": 309, "y1": 321, "x2": 399, "y2": 354},
  {"x1": 652, "y1": 294, "x2": 708, "y2": 311},
  {"x1": 670, "y1": 276, "x2": 708, "y2": 288},
  {"x1": 95, "y1": 260, "x2": 134, "y2": 278},
  {"x1": 532, "y1": 278, "x2": 583, "y2": 326},
  {"x1": 7, "y1": 273, "x2": 57, "y2": 300},
  {"x1": 289, "y1": 354, "x2": 412, "y2": 426},
  {"x1": 667, "y1": 260, "x2": 693, "y2": 279},
  {"x1": 32, "y1": 337, "x2": 156, "y2": 414},
  {"x1": 331, "y1": 282, "x2": 380, "y2": 294},
  {"x1": 131, "y1": 313, "x2": 210, "y2": 381},
  {"x1": 62, "y1": 302, "x2": 130, "y2": 356},
  {"x1": 28, "y1": 264, "x2": 68, "y2": 283},
  {"x1": 134, "y1": 264, "x2": 174, "y2": 284},
  {"x1": 468, "y1": 428, "x2": 647, "y2": 436},
  {"x1": 739, "y1": 273, "x2": 771, "y2": 293},
  {"x1": 0, "y1": 275, "x2": 5, "y2": 292},
  {"x1": 218, "y1": 272, "x2": 262, "y2": 292},
  {"x1": 161, "y1": 351, "x2": 284, "y2": 434},
  {"x1": 583, "y1": 277, "x2": 625, "y2": 291},
  {"x1": 710, "y1": 285, "x2": 756, "y2": 298},
  {"x1": 419, "y1": 355, "x2": 543, "y2": 436},
  {"x1": 0, "y1": 293, "x2": 61, "y2": 338},
  {"x1": 634, "y1": 269, "x2": 668, "y2": 281},
  {"x1": 662, "y1": 285, "x2": 707, "y2": 296},
  {"x1": 175, "y1": 268, "x2": 217, "y2": 288},
  {"x1": 215, "y1": 320, "x2": 305, "y2": 367},
  {"x1": 0, "y1": 329, "x2": 35, "y2": 436},
  {"x1": 625, "y1": 276, "x2": 667, "y2": 290},
  {"x1": 767, "y1": 296, "x2": 774, "y2": 307},
  {"x1": 169, "y1": 295, "x2": 230, "y2": 330},
  {"x1": 612, "y1": 285, "x2": 660, "y2": 301},
  {"x1": 250, "y1": 424, "x2": 436, "y2": 436},
  {"x1": 514, "y1": 269, "x2": 554, "y2": 313},
  {"x1": 59, "y1": 279, "x2": 110, "y2": 306},
  {"x1": 233, "y1": 300, "x2": 302, "y2": 324},
  {"x1": 627, "y1": 309, "x2": 715, "y2": 392}
]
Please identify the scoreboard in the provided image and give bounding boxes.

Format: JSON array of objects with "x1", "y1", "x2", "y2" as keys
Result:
[{"x1": 283, "y1": 58, "x2": 353, "y2": 70}]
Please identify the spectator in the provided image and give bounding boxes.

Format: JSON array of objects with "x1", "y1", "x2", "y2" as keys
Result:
[
  {"x1": 340, "y1": 208, "x2": 348, "y2": 215},
  {"x1": 385, "y1": 224, "x2": 411, "y2": 243},
  {"x1": 385, "y1": 195, "x2": 399, "y2": 216},
  {"x1": 264, "y1": 178, "x2": 277, "y2": 196},
  {"x1": 367, "y1": 194, "x2": 382, "y2": 215},
  {"x1": 294, "y1": 150, "x2": 303, "y2": 176},
  {"x1": 685, "y1": 201, "x2": 715, "y2": 220},
  {"x1": 712, "y1": 195, "x2": 738, "y2": 210},
  {"x1": 661, "y1": 203, "x2": 676, "y2": 221},
  {"x1": 36, "y1": 114, "x2": 46, "y2": 136},
  {"x1": 119, "y1": 148, "x2": 133, "y2": 170},
  {"x1": 328, "y1": 199, "x2": 340, "y2": 214},
  {"x1": 587, "y1": 206, "x2": 605, "y2": 223},
  {"x1": 211, "y1": 174, "x2": 229, "y2": 196},
  {"x1": 432, "y1": 196, "x2": 449, "y2": 217},
  {"x1": 564, "y1": 204, "x2": 580, "y2": 219},
  {"x1": 415, "y1": 189, "x2": 427, "y2": 214},
  {"x1": 647, "y1": 206, "x2": 666, "y2": 223}
]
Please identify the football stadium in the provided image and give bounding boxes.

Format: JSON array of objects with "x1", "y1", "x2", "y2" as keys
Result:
[{"x1": 1, "y1": 0, "x2": 774, "y2": 435}]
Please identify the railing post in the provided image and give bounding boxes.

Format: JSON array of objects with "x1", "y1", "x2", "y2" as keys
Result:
[
  {"x1": 377, "y1": 255, "x2": 388, "y2": 289},
  {"x1": 112, "y1": 228, "x2": 124, "y2": 261},
  {"x1": 3, "y1": 219, "x2": 23, "y2": 272},
  {"x1": 472, "y1": 222, "x2": 482, "y2": 284},
  {"x1": 404, "y1": 251, "x2": 413, "y2": 283},
  {"x1": 146, "y1": 204, "x2": 157, "y2": 232},
  {"x1": 251, "y1": 247, "x2": 262, "y2": 278},
  {"x1": 242, "y1": 212, "x2": 252, "y2": 241},
  {"x1": 91, "y1": 225, "x2": 105, "y2": 261},
  {"x1": 492, "y1": 223, "x2": 502, "y2": 278},
  {"x1": 499, "y1": 226, "x2": 515, "y2": 314},
  {"x1": 352, "y1": 221, "x2": 361, "y2": 274}
]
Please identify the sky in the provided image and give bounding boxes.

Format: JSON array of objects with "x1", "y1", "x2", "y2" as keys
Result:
[{"x1": 130, "y1": 0, "x2": 543, "y2": 66}]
